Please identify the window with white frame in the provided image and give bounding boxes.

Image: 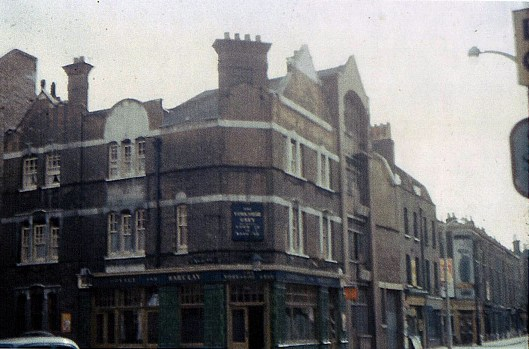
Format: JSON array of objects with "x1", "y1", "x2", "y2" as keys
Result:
[
  {"x1": 288, "y1": 203, "x2": 304, "y2": 255},
  {"x1": 45, "y1": 153, "x2": 61, "y2": 187},
  {"x1": 318, "y1": 153, "x2": 331, "y2": 189},
  {"x1": 136, "y1": 210, "x2": 146, "y2": 254},
  {"x1": 136, "y1": 138, "x2": 146, "y2": 174},
  {"x1": 285, "y1": 284, "x2": 317, "y2": 341},
  {"x1": 320, "y1": 214, "x2": 333, "y2": 260},
  {"x1": 286, "y1": 137, "x2": 303, "y2": 177},
  {"x1": 20, "y1": 220, "x2": 60, "y2": 264},
  {"x1": 22, "y1": 157, "x2": 38, "y2": 190},
  {"x1": 108, "y1": 209, "x2": 146, "y2": 257},
  {"x1": 175, "y1": 205, "x2": 188, "y2": 253},
  {"x1": 108, "y1": 143, "x2": 119, "y2": 179},
  {"x1": 108, "y1": 139, "x2": 146, "y2": 180},
  {"x1": 121, "y1": 140, "x2": 133, "y2": 175}
]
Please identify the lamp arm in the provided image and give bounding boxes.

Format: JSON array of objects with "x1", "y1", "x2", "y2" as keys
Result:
[{"x1": 480, "y1": 50, "x2": 517, "y2": 63}]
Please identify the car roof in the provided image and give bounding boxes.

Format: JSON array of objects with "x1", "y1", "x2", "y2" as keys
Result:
[{"x1": 0, "y1": 336, "x2": 79, "y2": 348}]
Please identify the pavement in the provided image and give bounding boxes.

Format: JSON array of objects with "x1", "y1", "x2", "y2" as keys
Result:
[{"x1": 435, "y1": 336, "x2": 528, "y2": 349}]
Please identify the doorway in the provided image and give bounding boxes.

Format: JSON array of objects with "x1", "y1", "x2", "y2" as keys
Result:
[{"x1": 230, "y1": 306, "x2": 264, "y2": 349}]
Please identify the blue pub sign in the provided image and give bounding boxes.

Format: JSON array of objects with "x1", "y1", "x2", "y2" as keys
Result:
[{"x1": 231, "y1": 202, "x2": 264, "y2": 241}]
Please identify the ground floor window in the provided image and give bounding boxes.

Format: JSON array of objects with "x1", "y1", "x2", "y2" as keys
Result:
[
  {"x1": 180, "y1": 285, "x2": 204, "y2": 345},
  {"x1": 93, "y1": 287, "x2": 159, "y2": 347},
  {"x1": 14, "y1": 286, "x2": 60, "y2": 335},
  {"x1": 285, "y1": 284, "x2": 317, "y2": 341}
]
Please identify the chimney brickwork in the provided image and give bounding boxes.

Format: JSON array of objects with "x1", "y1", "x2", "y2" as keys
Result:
[{"x1": 62, "y1": 56, "x2": 93, "y2": 110}]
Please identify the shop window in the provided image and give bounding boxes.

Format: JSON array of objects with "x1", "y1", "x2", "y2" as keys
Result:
[
  {"x1": 14, "y1": 287, "x2": 60, "y2": 333},
  {"x1": 93, "y1": 288, "x2": 158, "y2": 348},
  {"x1": 351, "y1": 287, "x2": 371, "y2": 336},
  {"x1": 285, "y1": 284, "x2": 317, "y2": 341},
  {"x1": 45, "y1": 153, "x2": 61, "y2": 188},
  {"x1": 22, "y1": 156, "x2": 38, "y2": 191},
  {"x1": 20, "y1": 219, "x2": 60, "y2": 264},
  {"x1": 180, "y1": 285, "x2": 204, "y2": 345}
]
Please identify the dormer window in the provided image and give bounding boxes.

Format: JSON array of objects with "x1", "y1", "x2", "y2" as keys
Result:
[
  {"x1": 22, "y1": 157, "x2": 38, "y2": 191},
  {"x1": 108, "y1": 139, "x2": 146, "y2": 180}
]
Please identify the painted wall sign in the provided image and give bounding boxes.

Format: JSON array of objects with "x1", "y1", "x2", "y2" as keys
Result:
[{"x1": 231, "y1": 202, "x2": 264, "y2": 241}]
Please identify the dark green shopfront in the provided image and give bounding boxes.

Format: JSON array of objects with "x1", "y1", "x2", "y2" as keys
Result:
[{"x1": 83, "y1": 269, "x2": 347, "y2": 349}]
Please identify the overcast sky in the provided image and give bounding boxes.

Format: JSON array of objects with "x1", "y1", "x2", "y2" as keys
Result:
[{"x1": 2, "y1": 0, "x2": 528, "y2": 249}]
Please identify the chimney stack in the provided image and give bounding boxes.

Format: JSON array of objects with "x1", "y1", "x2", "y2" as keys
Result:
[
  {"x1": 62, "y1": 56, "x2": 93, "y2": 110},
  {"x1": 212, "y1": 33, "x2": 271, "y2": 94},
  {"x1": 513, "y1": 239, "x2": 521, "y2": 255},
  {"x1": 371, "y1": 123, "x2": 395, "y2": 167}
]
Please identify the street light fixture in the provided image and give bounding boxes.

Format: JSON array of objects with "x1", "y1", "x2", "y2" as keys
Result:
[{"x1": 467, "y1": 46, "x2": 517, "y2": 63}]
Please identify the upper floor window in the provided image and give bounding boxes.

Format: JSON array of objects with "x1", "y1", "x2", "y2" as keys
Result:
[
  {"x1": 45, "y1": 153, "x2": 61, "y2": 188},
  {"x1": 286, "y1": 137, "x2": 304, "y2": 178},
  {"x1": 175, "y1": 205, "x2": 188, "y2": 253},
  {"x1": 413, "y1": 212, "x2": 419, "y2": 239},
  {"x1": 108, "y1": 139, "x2": 146, "y2": 180},
  {"x1": 318, "y1": 153, "x2": 331, "y2": 189},
  {"x1": 288, "y1": 203, "x2": 305, "y2": 255},
  {"x1": 403, "y1": 208, "x2": 409, "y2": 236},
  {"x1": 320, "y1": 214, "x2": 333, "y2": 260},
  {"x1": 431, "y1": 221, "x2": 437, "y2": 249},
  {"x1": 20, "y1": 219, "x2": 60, "y2": 264},
  {"x1": 22, "y1": 157, "x2": 38, "y2": 191},
  {"x1": 108, "y1": 209, "x2": 146, "y2": 258},
  {"x1": 423, "y1": 217, "x2": 429, "y2": 245},
  {"x1": 137, "y1": 138, "x2": 146, "y2": 173}
]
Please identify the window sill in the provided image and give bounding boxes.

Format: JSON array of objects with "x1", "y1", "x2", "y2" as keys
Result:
[
  {"x1": 173, "y1": 249, "x2": 188, "y2": 255},
  {"x1": 19, "y1": 187, "x2": 37, "y2": 193},
  {"x1": 42, "y1": 184, "x2": 60, "y2": 190},
  {"x1": 17, "y1": 260, "x2": 59, "y2": 266},
  {"x1": 404, "y1": 234, "x2": 411, "y2": 239},
  {"x1": 285, "y1": 171, "x2": 307, "y2": 182},
  {"x1": 324, "y1": 258, "x2": 338, "y2": 264},
  {"x1": 287, "y1": 251, "x2": 310, "y2": 259},
  {"x1": 106, "y1": 173, "x2": 146, "y2": 182},
  {"x1": 105, "y1": 253, "x2": 146, "y2": 260},
  {"x1": 316, "y1": 184, "x2": 335, "y2": 193},
  {"x1": 414, "y1": 237, "x2": 420, "y2": 242}
]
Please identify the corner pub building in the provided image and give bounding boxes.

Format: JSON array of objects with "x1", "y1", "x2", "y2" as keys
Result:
[{"x1": 0, "y1": 34, "x2": 376, "y2": 349}]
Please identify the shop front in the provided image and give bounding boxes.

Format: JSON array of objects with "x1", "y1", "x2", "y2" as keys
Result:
[{"x1": 85, "y1": 268, "x2": 346, "y2": 349}]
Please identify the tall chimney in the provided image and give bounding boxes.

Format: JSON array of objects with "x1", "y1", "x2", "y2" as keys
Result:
[
  {"x1": 371, "y1": 123, "x2": 395, "y2": 167},
  {"x1": 62, "y1": 56, "x2": 93, "y2": 110},
  {"x1": 212, "y1": 33, "x2": 271, "y2": 93},
  {"x1": 513, "y1": 239, "x2": 521, "y2": 255}
]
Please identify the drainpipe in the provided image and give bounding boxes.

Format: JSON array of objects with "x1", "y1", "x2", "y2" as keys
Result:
[{"x1": 154, "y1": 138, "x2": 162, "y2": 268}]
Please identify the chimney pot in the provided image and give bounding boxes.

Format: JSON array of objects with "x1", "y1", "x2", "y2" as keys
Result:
[
  {"x1": 256, "y1": 35, "x2": 261, "y2": 42},
  {"x1": 234, "y1": 33, "x2": 240, "y2": 40},
  {"x1": 244, "y1": 34, "x2": 251, "y2": 41},
  {"x1": 40, "y1": 79, "x2": 46, "y2": 90},
  {"x1": 224, "y1": 32, "x2": 230, "y2": 39},
  {"x1": 51, "y1": 82, "x2": 56, "y2": 97}
]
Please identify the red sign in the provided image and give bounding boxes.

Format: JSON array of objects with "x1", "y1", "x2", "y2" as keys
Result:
[{"x1": 344, "y1": 286, "x2": 358, "y2": 301}]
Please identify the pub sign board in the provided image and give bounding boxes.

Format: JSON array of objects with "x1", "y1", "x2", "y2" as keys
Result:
[{"x1": 232, "y1": 202, "x2": 264, "y2": 241}]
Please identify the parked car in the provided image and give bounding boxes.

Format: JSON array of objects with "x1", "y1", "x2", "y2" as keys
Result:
[{"x1": 0, "y1": 336, "x2": 79, "y2": 348}]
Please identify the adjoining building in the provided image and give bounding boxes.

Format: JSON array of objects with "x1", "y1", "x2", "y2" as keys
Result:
[
  {"x1": 1, "y1": 34, "x2": 376, "y2": 349},
  {"x1": 370, "y1": 123, "x2": 444, "y2": 349},
  {"x1": 440, "y1": 216, "x2": 528, "y2": 346}
]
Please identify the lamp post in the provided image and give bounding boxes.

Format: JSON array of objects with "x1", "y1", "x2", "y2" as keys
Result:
[
  {"x1": 468, "y1": 46, "x2": 517, "y2": 63},
  {"x1": 441, "y1": 218, "x2": 458, "y2": 349}
]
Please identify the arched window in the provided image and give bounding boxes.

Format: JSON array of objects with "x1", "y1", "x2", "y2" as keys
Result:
[{"x1": 344, "y1": 92, "x2": 368, "y2": 151}]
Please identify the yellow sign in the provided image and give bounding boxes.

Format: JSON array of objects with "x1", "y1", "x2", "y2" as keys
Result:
[{"x1": 61, "y1": 312, "x2": 72, "y2": 333}]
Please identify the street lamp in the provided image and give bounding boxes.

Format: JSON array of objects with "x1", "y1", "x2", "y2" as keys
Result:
[
  {"x1": 441, "y1": 218, "x2": 458, "y2": 349},
  {"x1": 468, "y1": 46, "x2": 517, "y2": 63}
]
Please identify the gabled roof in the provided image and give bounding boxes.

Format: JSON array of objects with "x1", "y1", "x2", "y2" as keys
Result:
[
  {"x1": 163, "y1": 89, "x2": 218, "y2": 127},
  {"x1": 393, "y1": 165, "x2": 433, "y2": 203}
]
